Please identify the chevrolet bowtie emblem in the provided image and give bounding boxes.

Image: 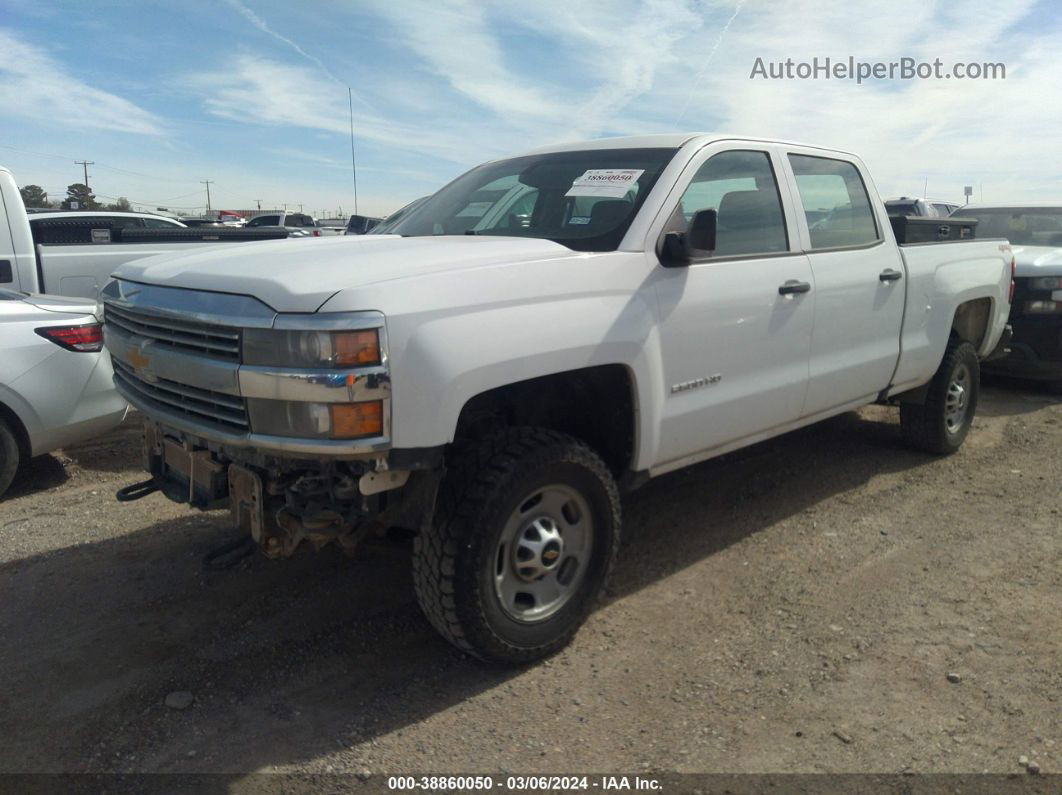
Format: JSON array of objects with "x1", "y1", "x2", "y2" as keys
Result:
[
  {"x1": 127, "y1": 347, "x2": 150, "y2": 371},
  {"x1": 127, "y1": 346, "x2": 156, "y2": 381}
]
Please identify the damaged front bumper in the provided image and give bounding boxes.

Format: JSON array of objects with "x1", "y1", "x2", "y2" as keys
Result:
[{"x1": 130, "y1": 418, "x2": 442, "y2": 558}]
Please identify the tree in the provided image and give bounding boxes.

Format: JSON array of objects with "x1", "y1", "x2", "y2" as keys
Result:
[
  {"x1": 19, "y1": 184, "x2": 50, "y2": 208},
  {"x1": 61, "y1": 183, "x2": 99, "y2": 210},
  {"x1": 104, "y1": 197, "x2": 132, "y2": 212}
]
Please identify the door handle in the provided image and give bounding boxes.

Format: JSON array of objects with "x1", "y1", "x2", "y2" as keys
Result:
[
  {"x1": 879, "y1": 269, "x2": 903, "y2": 282},
  {"x1": 778, "y1": 280, "x2": 811, "y2": 295}
]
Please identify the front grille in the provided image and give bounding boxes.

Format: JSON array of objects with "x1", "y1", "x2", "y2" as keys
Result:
[
  {"x1": 113, "y1": 359, "x2": 249, "y2": 430},
  {"x1": 104, "y1": 304, "x2": 240, "y2": 361}
]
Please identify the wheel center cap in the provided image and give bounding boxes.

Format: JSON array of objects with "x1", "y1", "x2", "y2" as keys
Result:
[{"x1": 513, "y1": 517, "x2": 565, "y2": 581}]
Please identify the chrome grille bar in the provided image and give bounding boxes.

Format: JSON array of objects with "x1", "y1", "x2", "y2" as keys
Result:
[
  {"x1": 105, "y1": 304, "x2": 240, "y2": 360},
  {"x1": 114, "y1": 359, "x2": 249, "y2": 429}
]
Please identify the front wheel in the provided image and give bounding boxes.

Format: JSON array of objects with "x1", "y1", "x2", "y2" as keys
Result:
[
  {"x1": 413, "y1": 428, "x2": 620, "y2": 664},
  {"x1": 900, "y1": 339, "x2": 980, "y2": 454}
]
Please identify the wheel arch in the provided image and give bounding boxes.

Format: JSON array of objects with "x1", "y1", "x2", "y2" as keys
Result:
[
  {"x1": 950, "y1": 297, "x2": 993, "y2": 354},
  {"x1": 452, "y1": 364, "x2": 640, "y2": 479}
]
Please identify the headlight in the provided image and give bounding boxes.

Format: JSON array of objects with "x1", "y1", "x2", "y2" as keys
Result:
[
  {"x1": 1024, "y1": 300, "x2": 1061, "y2": 314},
  {"x1": 1029, "y1": 276, "x2": 1062, "y2": 291},
  {"x1": 243, "y1": 328, "x2": 381, "y2": 368},
  {"x1": 247, "y1": 398, "x2": 384, "y2": 439}
]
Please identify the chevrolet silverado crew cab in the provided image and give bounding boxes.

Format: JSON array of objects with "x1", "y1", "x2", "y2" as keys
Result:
[{"x1": 102, "y1": 134, "x2": 1013, "y2": 663}]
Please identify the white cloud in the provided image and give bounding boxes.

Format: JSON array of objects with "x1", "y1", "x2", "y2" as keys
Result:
[
  {"x1": 222, "y1": 0, "x2": 344, "y2": 86},
  {"x1": 0, "y1": 28, "x2": 163, "y2": 136},
  {"x1": 190, "y1": 0, "x2": 1061, "y2": 204},
  {"x1": 190, "y1": 53, "x2": 510, "y2": 164},
  {"x1": 371, "y1": 0, "x2": 568, "y2": 119}
]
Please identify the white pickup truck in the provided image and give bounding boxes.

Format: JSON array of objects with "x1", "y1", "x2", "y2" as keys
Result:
[
  {"x1": 102, "y1": 134, "x2": 1013, "y2": 662},
  {"x1": 0, "y1": 166, "x2": 287, "y2": 299}
]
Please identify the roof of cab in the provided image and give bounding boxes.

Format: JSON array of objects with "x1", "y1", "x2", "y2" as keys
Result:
[{"x1": 517, "y1": 133, "x2": 860, "y2": 159}]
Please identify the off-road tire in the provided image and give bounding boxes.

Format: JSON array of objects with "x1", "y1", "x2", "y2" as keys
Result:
[
  {"x1": 901, "y1": 339, "x2": 980, "y2": 454},
  {"x1": 413, "y1": 428, "x2": 621, "y2": 664},
  {"x1": 0, "y1": 417, "x2": 21, "y2": 499}
]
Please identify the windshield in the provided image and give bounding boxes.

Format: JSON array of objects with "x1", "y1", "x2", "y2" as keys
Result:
[
  {"x1": 371, "y1": 197, "x2": 428, "y2": 234},
  {"x1": 386, "y1": 148, "x2": 678, "y2": 252},
  {"x1": 956, "y1": 208, "x2": 1062, "y2": 247}
]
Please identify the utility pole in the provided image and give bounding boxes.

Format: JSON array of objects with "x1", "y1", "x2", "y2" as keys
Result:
[
  {"x1": 298, "y1": 204, "x2": 303, "y2": 213},
  {"x1": 282, "y1": 203, "x2": 288, "y2": 212},
  {"x1": 201, "y1": 180, "x2": 214, "y2": 213},
  {"x1": 75, "y1": 160, "x2": 94, "y2": 190},
  {"x1": 254, "y1": 199, "x2": 261, "y2": 211}
]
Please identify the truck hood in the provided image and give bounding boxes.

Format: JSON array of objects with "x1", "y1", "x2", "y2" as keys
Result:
[
  {"x1": 1011, "y1": 245, "x2": 1062, "y2": 277},
  {"x1": 112, "y1": 235, "x2": 585, "y2": 312}
]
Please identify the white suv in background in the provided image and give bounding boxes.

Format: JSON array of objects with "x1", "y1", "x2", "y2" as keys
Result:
[{"x1": 244, "y1": 211, "x2": 325, "y2": 237}]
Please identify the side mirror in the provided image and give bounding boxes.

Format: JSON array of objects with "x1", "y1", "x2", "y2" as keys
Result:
[{"x1": 660, "y1": 209, "x2": 717, "y2": 267}]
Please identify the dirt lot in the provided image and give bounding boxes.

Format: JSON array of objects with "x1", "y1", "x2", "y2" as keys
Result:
[{"x1": 0, "y1": 378, "x2": 1059, "y2": 780}]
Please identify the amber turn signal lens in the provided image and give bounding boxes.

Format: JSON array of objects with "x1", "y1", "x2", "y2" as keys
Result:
[
  {"x1": 330, "y1": 401, "x2": 383, "y2": 438},
  {"x1": 333, "y1": 330, "x2": 381, "y2": 366}
]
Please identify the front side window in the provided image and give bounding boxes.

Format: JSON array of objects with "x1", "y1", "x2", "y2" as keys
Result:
[
  {"x1": 677, "y1": 150, "x2": 788, "y2": 257},
  {"x1": 789, "y1": 154, "x2": 880, "y2": 249},
  {"x1": 386, "y1": 147, "x2": 677, "y2": 252},
  {"x1": 247, "y1": 215, "x2": 279, "y2": 227}
]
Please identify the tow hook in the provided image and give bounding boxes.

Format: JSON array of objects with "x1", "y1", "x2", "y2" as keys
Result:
[{"x1": 115, "y1": 478, "x2": 159, "y2": 502}]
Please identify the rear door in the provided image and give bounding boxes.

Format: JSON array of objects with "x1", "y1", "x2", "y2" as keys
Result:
[
  {"x1": 651, "y1": 144, "x2": 814, "y2": 467},
  {"x1": 783, "y1": 151, "x2": 906, "y2": 415}
]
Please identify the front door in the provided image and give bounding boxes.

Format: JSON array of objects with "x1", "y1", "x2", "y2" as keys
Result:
[{"x1": 652, "y1": 147, "x2": 814, "y2": 469}]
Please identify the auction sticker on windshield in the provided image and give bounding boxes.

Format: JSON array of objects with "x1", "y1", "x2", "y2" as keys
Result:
[{"x1": 565, "y1": 169, "x2": 644, "y2": 198}]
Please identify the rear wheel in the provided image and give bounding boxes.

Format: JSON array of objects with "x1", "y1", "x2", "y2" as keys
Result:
[
  {"x1": 900, "y1": 339, "x2": 980, "y2": 454},
  {"x1": 413, "y1": 428, "x2": 620, "y2": 663},
  {"x1": 0, "y1": 417, "x2": 21, "y2": 499}
]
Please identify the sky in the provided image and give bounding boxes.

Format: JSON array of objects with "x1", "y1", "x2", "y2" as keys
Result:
[{"x1": 1, "y1": 0, "x2": 1060, "y2": 218}]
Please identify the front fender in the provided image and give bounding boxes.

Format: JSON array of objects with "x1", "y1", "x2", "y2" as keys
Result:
[{"x1": 387, "y1": 293, "x2": 661, "y2": 468}]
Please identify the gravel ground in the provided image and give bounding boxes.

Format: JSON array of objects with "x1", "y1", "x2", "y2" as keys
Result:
[{"x1": 0, "y1": 378, "x2": 1058, "y2": 779}]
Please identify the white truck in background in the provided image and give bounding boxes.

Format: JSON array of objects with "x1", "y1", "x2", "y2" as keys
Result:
[
  {"x1": 0, "y1": 166, "x2": 288, "y2": 299},
  {"x1": 102, "y1": 134, "x2": 1013, "y2": 663}
]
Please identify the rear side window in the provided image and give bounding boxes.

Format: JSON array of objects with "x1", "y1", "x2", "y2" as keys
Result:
[
  {"x1": 789, "y1": 155, "x2": 880, "y2": 249},
  {"x1": 677, "y1": 150, "x2": 788, "y2": 257},
  {"x1": 247, "y1": 215, "x2": 279, "y2": 227}
]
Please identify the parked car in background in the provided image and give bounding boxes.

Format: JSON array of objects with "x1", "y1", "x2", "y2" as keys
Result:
[
  {"x1": 885, "y1": 197, "x2": 960, "y2": 218},
  {"x1": 0, "y1": 165, "x2": 290, "y2": 298},
  {"x1": 104, "y1": 133, "x2": 1012, "y2": 663},
  {"x1": 317, "y1": 218, "x2": 348, "y2": 236},
  {"x1": 245, "y1": 212, "x2": 325, "y2": 237},
  {"x1": 28, "y1": 211, "x2": 186, "y2": 231},
  {"x1": 955, "y1": 204, "x2": 1062, "y2": 390},
  {"x1": 0, "y1": 288, "x2": 127, "y2": 497},
  {"x1": 344, "y1": 214, "x2": 381, "y2": 235}
]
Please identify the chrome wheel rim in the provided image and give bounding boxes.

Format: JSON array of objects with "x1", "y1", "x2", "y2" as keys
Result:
[
  {"x1": 493, "y1": 484, "x2": 593, "y2": 623},
  {"x1": 945, "y1": 363, "x2": 971, "y2": 433}
]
